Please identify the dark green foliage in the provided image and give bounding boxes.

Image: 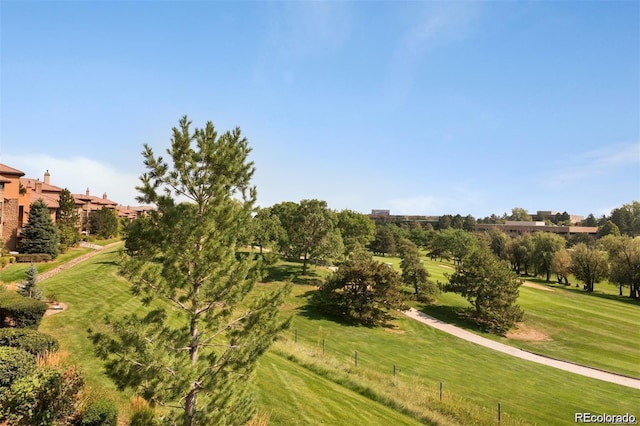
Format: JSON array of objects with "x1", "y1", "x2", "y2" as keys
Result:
[
  {"x1": 598, "y1": 220, "x2": 621, "y2": 238},
  {"x1": 17, "y1": 264, "x2": 42, "y2": 300},
  {"x1": 0, "y1": 290, "x2": 48, "y2": 329},
  {"x1": 0, "y1": 365, "x2": 84, "y2": 425},
  {"x1": 79, "y1": 397, "x2": 118, "y2": 426},
  {"x1": 399, "y1": 242, "x2": 438, "y2": 302},
  {"x1": 443, "y1": 249, "x2": 523, "y2": 333},
  {"x1": 91, "y1": 116, "x2": 290, "y2": 426},
  {"x1": 18, "y1": 199, "x2": 60, "y2": 258},
  {"x1": 0, "y1": 347, "x2": 35, "y2": 388},
  {"x1": 336, "y1": 210, "x2": 376, "y2": 254},
  {"x1": 0, "y1": 328, "x2": 59, "y2": 356},
  {"x1": 57, "y1": 188, "x2": 81, "y2": 247},
  {"x1": 313, "y1": 250, "x2": 406, "y2": 325},
  {"x1": 89, "y1": 207, "x2": 118, "y2": 239},
  {"x1": 370, "y1": 226, "x2": 395, "y2": 256},
  {"x1": 15, "y1": 253, "x2": 53, "y2": 263}
]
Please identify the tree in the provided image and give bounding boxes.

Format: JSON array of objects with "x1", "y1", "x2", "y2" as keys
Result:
[
  {"x1": 89, "y1": 117, "x2": 290, "y2": 425},
  {"x1": 88, "y1": 207, "x2": 119, "y2": 239},
  {"x1": 487, "y1": 228, "x2": 509, "y2": 260},
  {"x1": 312, "y1": 250, "x2": 405, "y2": 325},
  {"x1": 569, "y1": 243, "x2": 609, "y2": 292},
  {"x1": 532, "y1": 232, "x2": 565, "y2": 281},
  {"x1": 601, "y1": 235, "x2": 640, "y2": 298},
  {"x1": 609, "y1": 201, "x2": 640, "y2": 237},
  {"x1": 551, "y1": 249, "x2": 571, "y2": 285},
  {"x1": 18, "y1": 199, "x2": 59, "y2": 258},
  {"x1": 505, "y1": 234, "x2": 535, "y2": 275},
  {"x1": 284, "y1": 199, "x2": 337, "y2": 274},
  {"x1": 442, "y1": 250, "x2": 523, "y2": 333},
  {"x1": 508, "y1": 207, "x2": 532, "y2": 222},
  {"x1": 597, "y1": 220, "x2": 620, "y2": 238},
  {"x1": 399, "y1": 242, "x2": 437, "y2": 301},
  {"x1": 581, "y1": 213, "x2": 598, "y2": 227},
  {"x1": 56, "y1": 188, "x2": 80, "y2": 248},
  {"x1": 370, "y1": 226, "x2": 395, "y2": 256},
  {"x1": 431, "y1": 228, "x2": 478, "y2": 265},
  {"x1": 336, "y1": 210, "x2": 376, "y2": 254},
  {"x1": 462, "y1": 215, "x2": 476, "y2": 232},
  {"x1": 17, "y1": 265, "x2": 42, "y2": 300},
  {"x1": 251, "y1": 207, "x2": 284, "y2": 255}
]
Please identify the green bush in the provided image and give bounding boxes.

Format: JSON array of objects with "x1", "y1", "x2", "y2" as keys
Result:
[
  {"x1": 0, "y1": 328, "x2": 59, "y2": 356},
  {"x1": 79, "y1": 397, "x2": 118, "y2": 426},
  {"x1": 0, "y1": 290, "x2": 48, "y2": 328},
  {"x1": 0, "y1": 365, "x2": 84, "y2": 425},
  {"x1": 0, "y1": 347, "x2": 35, "y2": 388},
  {"x1": 15, "y1": 253, "x2": 52, "y2": 263}
]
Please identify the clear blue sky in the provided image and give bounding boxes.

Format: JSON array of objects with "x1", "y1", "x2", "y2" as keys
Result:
[{"x1": 1, "y1": 1, "x2": 638, "y2": 218}]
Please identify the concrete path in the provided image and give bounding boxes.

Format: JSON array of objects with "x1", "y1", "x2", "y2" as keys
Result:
[
  {"x1": 37, "y1": 241, "x2": 122, "y2": 282},
  {"x1": 402, "y1": 308, "x2": 640, "y2": 390}
]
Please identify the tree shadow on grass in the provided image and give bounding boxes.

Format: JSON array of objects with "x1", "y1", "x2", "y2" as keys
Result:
[
  {"x1": 263, "y1": 262, "x2": 323, "y2": 287},
  {"x1": 415, "y1": 303, "x2": 486, "y2": 333},
  {"x1": 93, "y1": 260, "x2": 119, "y2": 267}
]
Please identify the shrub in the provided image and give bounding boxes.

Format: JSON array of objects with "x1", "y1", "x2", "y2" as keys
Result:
[
  {"x1": 15, "y1": 253, "x2": 53, "y2": 263},
  {"x1": 0, "y1": 365, "x2": 84, "y2": 425},
  {"x1": 129, "y1": 396, "x2": 158, "y2": 426},
  {"x1": 79, "y1": 397, "x2": 118, "y2": 426},
  {"x1": 0, "y1": 290, "x2": 48, "y2": 328},
  {"x1": 0, "y1": 328, "x2": 59, "y2": 356},
  {"x1": 0, "y1": 347, "x2": 36, "y2": 388}
]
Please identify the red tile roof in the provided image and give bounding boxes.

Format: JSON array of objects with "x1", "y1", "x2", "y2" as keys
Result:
[
  {"x1": 20, "y1": 178, "x2": 63, "y2": 193},
  {"x1": 0, "y1": 163, "x2": 25, "y2": 176}
]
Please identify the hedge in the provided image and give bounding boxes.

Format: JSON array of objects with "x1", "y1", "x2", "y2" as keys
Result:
[
  {"x1": 0, "y1": 290, "x2": 48, "y2": 329},
  {"x1": 0, "y1": 347, "x2": 35, "y2": 388},
  {"x1": 0, "y1": 328, "x2": 59, "y2": 356},
  {"x1": 14, "y1": 253, "x2": 52, "y2": 263}
]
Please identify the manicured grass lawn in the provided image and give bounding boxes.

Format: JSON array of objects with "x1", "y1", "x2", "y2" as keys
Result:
[
  {"x1": 382, "y1": 255, "x2": 640, "y2": 378},
  {"x1": 254, "y1": 352, "x2": 422, "y2": 426},
  {"x1": 0, "y1": 246, "x2": 94, "y2": 284}
]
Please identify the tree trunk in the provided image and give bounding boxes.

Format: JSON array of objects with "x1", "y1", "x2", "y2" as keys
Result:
[{"x1": 302, "y1": 253, "x2": 308, "y2": 275}]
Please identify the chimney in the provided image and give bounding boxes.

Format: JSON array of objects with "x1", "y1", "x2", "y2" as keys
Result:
[
  {"x1": 103, "y1": 192, "x2": 108, "y2": 200},
  {"x1": 35, "y1": 179, "x2": 42, "y2": 194},
  {"x1": 44, "y1": 170, "x2": 50, "y2": 184},
  {"x1": 86, "y1": 188, "x2": 90, "y2": 196}
]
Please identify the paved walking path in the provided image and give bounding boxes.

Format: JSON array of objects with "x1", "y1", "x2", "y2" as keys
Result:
[
  {"x1": 37, "y1": 241, "x2": 122, "y2": 282},
  {"x1": 402, "y1": 308, "x2": 640, "y2": 390}
]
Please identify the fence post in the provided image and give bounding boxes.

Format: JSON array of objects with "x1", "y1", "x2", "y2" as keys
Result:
[
  {"x1": 355, "y1": 351, "x2": 358, "y2": 367},
  {"x1": 322, "y1": 338, "x2": 325, "y2": 355},
  {"x1": 393, "y1": 364, "x2": 396, "y2": 377},
  {"x1": 439, "y1": 382, "x2": 443, "y2": 401},
  {"x1": 294, "y1": 328, "x2": 298, "y2": 343},
  {"x1": 498, "y1": 402, "x2": 501, "y2": 424}
]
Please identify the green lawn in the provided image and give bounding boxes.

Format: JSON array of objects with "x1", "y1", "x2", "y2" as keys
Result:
[
  {"x1": 0, "y1": 246, "x2": 94, "y2": 284},
  {"x1": 381, "y1": 255, "x2": 640, "y2": 378},
  {"x1": 35, "y1": 250, "x2": 639, "y2": 425}
]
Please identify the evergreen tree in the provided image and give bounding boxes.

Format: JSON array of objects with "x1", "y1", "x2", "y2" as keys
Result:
[
  {"x1": 399, "y1": 241, "x2": 438, "y2": 302},
  {"x1": 18, "y1": 199, "x2": 60, "y2": 258},
  {"x1": 88, "y1": 207, "x2": 118, "y2": 239},
  {"x1": 56, "y1": 188, "x2": 80, "y2": 247},
  {"x1": 443, "y1": 249, "x2": 523, "y2": 333},
  {"x1": 17, "y1": 264, "x2": 42, "y2": 300},
  {"x1": 90, "y1": 116, "x2": 290, "y2": 425}
]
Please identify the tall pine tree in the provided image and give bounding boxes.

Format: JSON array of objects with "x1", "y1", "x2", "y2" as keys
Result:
[
  {"x1": 18, "y1": 199, "x2": 60, "y2": 258},
  {"x1": 56, "y1": 188, "x2": 80, "y2": 247},
  {"x1": 90, "y1": 116, "x2": 290, "y2": 425}
]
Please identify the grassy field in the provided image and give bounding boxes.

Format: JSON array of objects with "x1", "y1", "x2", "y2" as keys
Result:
[
  {"x1": 0, "y1": 245, "x2": 94, "y2": 284},
  {"x1": 34, "y1": 250, "x2": 639, "y2": 425},
  {"x1": 374, "y1": 254, "x2": 640, "y2": 378}
]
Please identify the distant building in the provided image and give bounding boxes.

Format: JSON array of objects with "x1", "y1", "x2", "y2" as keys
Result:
[
  {"x1": 475, "y1": 221, "x2": 597, "y2": 237},
  {"x1": 0, "y1": 163, "x2": 152, "y2": 251},
  {"x1": 368, "y1": 210, "x2": 439, "y2": 225}
]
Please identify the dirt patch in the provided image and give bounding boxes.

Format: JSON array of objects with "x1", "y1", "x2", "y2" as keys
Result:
[
  {"x1": 522, "y1": 281, "x2": 554, "y2": 292},
  {"x1": 506, "y1": 323, "x2": 551, "y2": 341},
  {"x1": 44, "y1": 302, "x2": 68, "y2": 317},
  {"x1": 439, "y1": 264, "x2": 454, "y2": 270}
]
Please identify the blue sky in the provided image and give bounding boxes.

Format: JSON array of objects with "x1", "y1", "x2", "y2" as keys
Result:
[{"x1": 1, "y1": 1, "x2": 638, "y2": 218}]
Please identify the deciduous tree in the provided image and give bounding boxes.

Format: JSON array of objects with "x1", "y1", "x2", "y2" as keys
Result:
[
  {"x1": 399, "y1": 241, "x2": 437, "y2": 301},
  {"x1": 336, "y1": 209, "x2": 375, "y2": 254},
  {"x1": 90, "y1": 117, "x2": 290, "y2": 425},
  {"x1": 312, "y1": 250, "x2": 405, "y2": 325},
  {"x1": 370, "y1": 226, "x2": 396, "y2": 257},
  {"x1": 532, "y1": 232, "x2": 565, "y2": 281},
  {"x1": 601, "y1": 235, "x2": 640, "y2": 298},
  {"x1": 569, "y1": 243, "x2": 608, "y2": 292}
]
